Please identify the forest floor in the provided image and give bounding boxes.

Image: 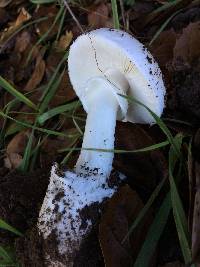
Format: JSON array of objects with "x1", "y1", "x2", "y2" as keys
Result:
[{"x1": 0, "y1": 0, "x2": 200, "y2": 266}]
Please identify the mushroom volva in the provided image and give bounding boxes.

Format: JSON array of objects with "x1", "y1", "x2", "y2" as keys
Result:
[{"x1": 38, "y1": 28, "x2": 166, "y2": 266}]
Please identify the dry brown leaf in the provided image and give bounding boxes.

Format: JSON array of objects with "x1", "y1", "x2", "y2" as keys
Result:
[
  {"x1": 56, "y1": 31, "x2": 73, "y2": 51},
  {"x1": 0, "y1": 7, "x2": 31, "y2": 47},
  {"x1": 4, "y1": 153, "x2": 22, "y2": 170},
  {"x1": 114, "y1": 123, "x2": 167, "y2": 191},
  {"x1": 15, "y1": 7, "x2": 31, "y2": 27},
  {"x1": 14, "y1": 31, "x2": 31, "y2": 53},
  {"x1": 173, "y1": 21, "x2": 200, "y2": 69},
  {"x1": 49, "y1": 72, "x2": 76, "y2": 107},
  {"x1": 0, "y1": 0, "x2": 11, "y2": 7},
  {"x1": 34, "y1": 5, "x2": 59, "y2": 39},
  {"x1": 4, "y1": 130, "x2": 34, "y2": 169},
  {"x1": 99, "y1": 185, "x2": 153, "y2": 267},
  {"x1": 88, "y1": 3, "x2": 109, "y2": 28},
  {"x1": 24, "y1": 51, "x2": 45, "y2": 92},
  {"x1": 150, "y1": 29, "x2": 177, "y2": 67}
]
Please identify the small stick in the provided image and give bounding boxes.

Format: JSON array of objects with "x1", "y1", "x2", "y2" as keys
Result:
[{"x1": 62, "y1": 0, "x2": 84, "y2": 33}]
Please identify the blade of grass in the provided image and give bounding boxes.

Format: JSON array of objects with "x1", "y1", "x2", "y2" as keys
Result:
[
  {"x1": 0, "y1": 111, "x2": 70, "y2": 138},
  {"x1": 111, "y1": 0, "x2": 120, "y2": 29},
  {"x1": 150, "y1": 0, "x2": 183, "y2": 15},
  {"x1": 37, "y1": 101, "x2": 80, "y2": 125},
  {"x1": 39, "y1": 51, "x2": 68, "y2": 112},
  {"x1": 39, "y1": 69, "x2": 65, "y2": 114},
  {"x1": 122, "y1": 174, "x2": 167, "y2": 244},
  {"x1": 59, "y1": 140, "x2": 169, "y2": 153},
  {"x1": 0, "y1": 246, "x2": 13, "y2": 262},
  {"x1": 30, "y1": 138, "x2": 41, "y2": 171},
  {"x1": 0, "y1": 77, "x2": 38, "y2": 111},
  {"x1": 134, "y1": 192, "x2": 171, "y2": 267},
  {"x1": 0, "y1": 219, "x2": 23, "y2": 236},
  {"x1": 61, "y1": 136, "x2": 80, "y2": 165},
  {"x1": 169, "y1": 134, "x2": 192, "y2": 264},
  {"x1": 56, "y1": 8, "x2": 66, "y2": 41},
  {"x1": 149, "y1": 8, "x2": 183, "y2": 45},
  {"x1": 26, "y1": 5, "x2": 64, "y2": 64},
  {"x1": 0, "y1": 17, "x2": 48, "y2": 53},
  {"x1": 119, "y1": 94, "x2": 180, "y2": 157},
  {"x1": 18, "y1": 129, "x2": 35, "y2": 172}
]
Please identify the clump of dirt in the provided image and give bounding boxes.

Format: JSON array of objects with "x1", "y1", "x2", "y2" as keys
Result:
[
  {"x1": 16, "y1": 225, "x2": 104, "y2": 267},
  {"x1": 167, "y1": 59, "x2": 200, "y2": 125},
  {"x1": 0, "y1": 168, "x2": 50, "y2": 245}
]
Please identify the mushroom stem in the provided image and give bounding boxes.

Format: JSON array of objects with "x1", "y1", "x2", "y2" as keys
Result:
[{"x1": 75, "y1": 79, "x2": 120, "y2": 178}]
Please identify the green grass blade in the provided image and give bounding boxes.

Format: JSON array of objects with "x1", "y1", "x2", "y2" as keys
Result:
[
  {"x1": 169, "y1": 134, "x2": 192, "y2": 264},
  {"x1": 56, "y1": 8, "x2": 66, "y2": 41},
  {"x1": 134, "y1": 192, "x2": 171, "y2": 267},
  {"x1": 0, "y1": 17, "x2": 48, "y2": 53},
  {"x1": 119, "y1": 94, "x2": 180, "y2": 157},
  {"x1": 59, "y1": 140, "x2": 169, "y2": 153},
  {"x1": 0, "y1": 246, "x2": 13, "y2": 262},
  {"x1": 0, "y1": 77, "x2": 38, "y2": 111},
  {"x1": 37, "y1": 101, "x2": 80, "y2": 125},
  {"x1": 26, "y1": 5, "x2": 64, "y2": 63},
  {"x1": 18, "y1": 129, "x2": 35, "y2": 173},
  {"x1": 39, "y1": 69, "x2": 65, "y2": 114},
  {"x1": 39, "y1": 51, "x2": 68, "y2": 113},
  {"x1": 0, "y1": 219, "x2": 23, "y2": 237},
  {"x1": 0, "y1": 111, "x2": 69, "y2": 137},
  {"x1": 122, "y1": 175, "x2": 167, "y2": 244},
  {"x1": 150, "y1": 0, "x2": 183, "y2": 15},
  {"x1": 111, "y1": 0, "x2": 120, "y2": 29},
  {"x1": 149, "y1": 9, "x2": 183, "y2": 45}
]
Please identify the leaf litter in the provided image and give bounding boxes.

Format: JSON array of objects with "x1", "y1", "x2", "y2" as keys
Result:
[{"x1": 0, "y1": 1, "x2": 200, "y2": 266}]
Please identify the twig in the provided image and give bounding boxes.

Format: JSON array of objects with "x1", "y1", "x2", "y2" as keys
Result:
[{"x1": 62, "y1": 0, "x2": 84, "y2": 33}]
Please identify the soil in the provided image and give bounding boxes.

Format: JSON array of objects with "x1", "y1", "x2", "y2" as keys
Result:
[
  {"x1": 0, "y1": 168, "x2": 50, "y2": 246},
  {"x1": 0, "y1": 1, "x2": 200, "y2": 267}
]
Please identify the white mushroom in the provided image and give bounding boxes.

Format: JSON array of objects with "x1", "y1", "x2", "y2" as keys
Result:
[
  {"x1": 38, "y1": 28, "x2": 166, "y2": 266},
  {"x1": 69, "y1": 28, "x2": 165, "y2": 178}
]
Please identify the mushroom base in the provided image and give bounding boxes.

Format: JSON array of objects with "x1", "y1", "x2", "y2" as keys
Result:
[{"x1": 38, "y1": 164, "x2": 121, "y2": 266}]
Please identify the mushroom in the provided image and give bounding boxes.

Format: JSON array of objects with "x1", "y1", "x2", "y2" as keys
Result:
[{"x1": 38, "y1": 28, "x2": 166, "y2": 266}]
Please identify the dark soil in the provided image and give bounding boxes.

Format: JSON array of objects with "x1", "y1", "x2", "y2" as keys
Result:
[
  {"x1": 0, "y1": 1, "x2": 200, "y2": 267},
  {"x1": 0, "y1": 168, "x2": 50, "y2": 245}
]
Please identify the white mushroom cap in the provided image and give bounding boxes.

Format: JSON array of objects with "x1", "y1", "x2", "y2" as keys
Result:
[{"x1": 68, "y1": 28, "x2": 165, "y2": 124}]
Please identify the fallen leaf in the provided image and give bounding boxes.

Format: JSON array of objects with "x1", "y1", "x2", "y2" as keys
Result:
[
  {"x1": 55, "y1": 31, "x2": 73, "y2": 52},
  {"x1": 88, "y1": 3, "x2": 109, "y2": 28},
  {"x1": 49, "y1": 71, "x2": 76, "y2": 107},
  {"x1": 4, "y1": 130, "x2": 34, "y2": 169},
  {"x1": 34, "y1": 5, "x2": 59, "y2": 39},
  {"x1": 0, "y1": 0, "x2": 11, "y2": 7},
  {"x1": 14, "y1": 31, "x2": 31, "y2": 53},
  {"x1": 24, "y1": 50, "x2": 46, "y2": 92},
  {"x1": 150, "y1": 29, "x2": 177, "y2": 67},
  {"x1": 114, "y1": 123, "x2": 167, "y2": 192},
  {"x1": 15, "y1": 7, "x2": 31, "y2": 27},
  {"x1": 99, "y1": 185, "x2": 153, "y2": 267},
  {"x1": 4, "y1": 153, "x2": 22, "y2": 170},
  {"x1": 173, "y1": 21, "x2": 200, "y2": 70},
  {"x1": 0, "y1": 7, "x2": 31, "y2": 49}
]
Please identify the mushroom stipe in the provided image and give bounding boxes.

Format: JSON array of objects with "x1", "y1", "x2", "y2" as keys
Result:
[{"x1": 38, "y1": 28, "x2": 166, "y2": 266}]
